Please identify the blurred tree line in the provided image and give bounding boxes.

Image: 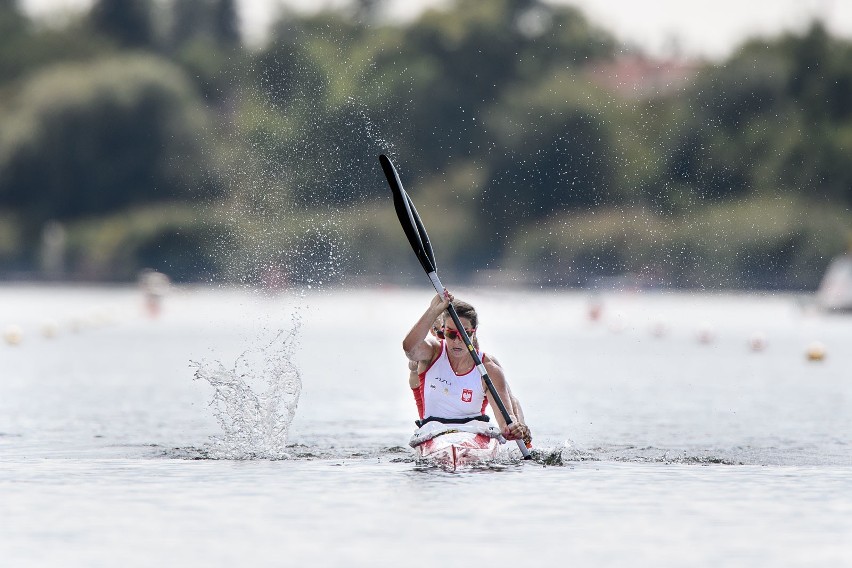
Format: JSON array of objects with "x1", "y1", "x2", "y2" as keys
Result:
[{"x1": 0, "y1": 0, "x2": 850, "y2": 288}]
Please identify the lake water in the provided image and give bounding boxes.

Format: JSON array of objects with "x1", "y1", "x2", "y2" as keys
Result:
[{"x1": 1, "y1": 285, "x2": 850, "y2": 567}]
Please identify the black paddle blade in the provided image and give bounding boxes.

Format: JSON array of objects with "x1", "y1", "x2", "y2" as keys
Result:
[
  {"x1": 405, "y1": 192, "x2": 437, "y2": 273},
  {"x1": 379, "y1": 154, "x2": 437, "y2": 274}
]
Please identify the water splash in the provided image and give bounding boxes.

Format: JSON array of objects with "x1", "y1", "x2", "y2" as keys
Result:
[{"x1": 191, "y1": 318, "x2": 302, "y2": 459}]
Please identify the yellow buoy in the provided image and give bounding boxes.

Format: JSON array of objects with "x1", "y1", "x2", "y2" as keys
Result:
[
  {"x1": 3, "y1": 324, "x2": 23, "y2": 346},
  {"x1": 805, "y1": 341, "x2": 826, "y2": 362},
  {"x1": 41, "y1": 320, "x2": 60, "y2": 339}
]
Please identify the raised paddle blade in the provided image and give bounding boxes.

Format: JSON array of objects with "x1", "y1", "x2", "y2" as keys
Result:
[
  {"x1": 380, "y1": 154, "x2": 436, "y2": 274},
  {"x1": 405, "y1": 192, "x2": 437, "y2": 273}
]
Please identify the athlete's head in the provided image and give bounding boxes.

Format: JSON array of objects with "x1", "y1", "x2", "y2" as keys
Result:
[{"x1": 438, "y1": 299, "x2": 479, "y2": 348}]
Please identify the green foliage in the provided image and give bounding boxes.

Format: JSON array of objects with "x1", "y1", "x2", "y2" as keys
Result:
[
  {"x1": 0, "y1": 55, "x2": 213, "y2": 225},
  {"x1": 0, "y1": 1, "x2": 29, "y2": 82},
  {"x1": 169, "y1": 0, "x2": 240, "y2": 50},
  {"x1": 170, "y1": 0, "x2": 209, "y2": 47},
  {"x1": 481, "y1": 72, "x2": 622, "y2": 244},
  {"x1": 372, "y1": 0, "x2": 618, "y2": 173},
  {"x1": 0, "y1": 209, "x2": 22, "y2": 263},
  {"x1": 212, "y1": 0, "x2": 240, "y2": 47},
  {"x1": 0, "y1": 8, "x2": 110, "y2": 84},
  {"x1": 88, "y1": 0, "x2": 155, "y2": 49},
  {"x1": 65, "y1": 203, "x2": 233, "y2": 281},
  {"x1": 171, "y1": 38, "x2": 246, "y2": 104},
  {"x1": 1, "y1": 2, "x2": 851, "y2": 287},
  {"x1": 0, "y1": 1, "x2": 23, "y2": 26},
  {"x1": 235, "y1": 25, "x2": 393, "y2": 209},
  {"x1": 0, "y1": 1, "x2": 26, "y2": 43},
  {"x1": 503, "y1": 196, "x2": 848, "y2": 289},
  {"x1": 653, "y1": 21, "x2": 852, "y2": 210}
]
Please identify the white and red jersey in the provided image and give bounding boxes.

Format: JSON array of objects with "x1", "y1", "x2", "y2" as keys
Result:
[{"x1": 413, "y1": 340, "x2": 488, "y2": 420}]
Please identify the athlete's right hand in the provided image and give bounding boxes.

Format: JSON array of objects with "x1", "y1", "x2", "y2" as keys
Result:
[{"x1": 430, "y1": 289, "x2": 452, "y2": 312}]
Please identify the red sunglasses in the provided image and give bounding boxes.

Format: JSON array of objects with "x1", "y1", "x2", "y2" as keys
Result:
[{"x1": 436, "y1": 327, "x2": 475, "y2": 341}]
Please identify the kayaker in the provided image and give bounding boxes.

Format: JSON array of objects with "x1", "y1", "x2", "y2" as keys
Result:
[
  {"x1": 403, "y1": 290, "x2": 532, "y2": 446},
  {"x1": 407, "y1": 320, "x2": 528, "y2": 427}
]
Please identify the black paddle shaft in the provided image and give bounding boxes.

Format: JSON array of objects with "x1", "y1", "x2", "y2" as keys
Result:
[
  {"x1": 379, "y1": 154, "x2": 531, "y2": 458},
  {"x1": 443, "y1": 303, "x2": 515, "y2": 425}
]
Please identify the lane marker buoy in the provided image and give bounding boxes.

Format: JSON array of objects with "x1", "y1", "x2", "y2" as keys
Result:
[
  {"x1": 748, "y1": 332, "x2": 767, "y2": 352},
  {"x1": 41, "y1": 320, "x2": 60, "y2": 339},
  {"x1": 3, "y1": 324, "x2": 23, "y2": 346},
  {"x1": 696, "y1": 322, "x2": 715, "y2": 344},
  {"x1": 805, "y1": 341, "x2": 826, "y2": 362}
]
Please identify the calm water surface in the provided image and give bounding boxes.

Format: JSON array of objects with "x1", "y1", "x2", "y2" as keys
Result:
[{"x1": 1, "y1": 285, "x2": 850, "y2": 567}]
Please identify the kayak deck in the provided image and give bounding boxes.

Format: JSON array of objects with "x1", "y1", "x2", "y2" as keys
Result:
[{"x1": 415, "y1": 431, "x2": 499, "y2": 471}]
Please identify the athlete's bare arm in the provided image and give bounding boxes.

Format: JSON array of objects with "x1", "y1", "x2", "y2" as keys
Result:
[
  {"x1": 407, "y1": 359, "x2": 420, "y2": 388},
  {"x1": 402, "y1": 292, "x2": 449, "y2": 364},
  {"x1": 483, "y1": 355, "x2": 530, "y2": 443},
  {"x1": 486, "y1": 354, "x2": 526, "y2": 423}
]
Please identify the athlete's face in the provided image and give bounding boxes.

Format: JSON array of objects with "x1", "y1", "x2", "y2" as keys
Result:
[{"x1": 442, "y1": 318, "x2": 475, "y2": 355}]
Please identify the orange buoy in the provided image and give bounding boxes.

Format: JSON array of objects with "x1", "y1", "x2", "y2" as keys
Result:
[{"x1": 805, "y1": 341, "x2": 826, "y2": 362}]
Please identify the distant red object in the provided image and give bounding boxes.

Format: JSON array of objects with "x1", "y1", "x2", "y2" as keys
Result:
[{"x1": 586, "y1": 55, "x2": 701, "y2": 97}]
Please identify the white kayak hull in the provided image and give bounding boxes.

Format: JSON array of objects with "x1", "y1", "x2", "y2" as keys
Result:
[{"x1": 415, "y1": 431, "x2": 499, "y2": 470}]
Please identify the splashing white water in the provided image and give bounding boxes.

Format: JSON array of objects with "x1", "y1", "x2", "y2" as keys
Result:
[{"x1": 192, "y1": 318, "x2": 302, "y2": 459}]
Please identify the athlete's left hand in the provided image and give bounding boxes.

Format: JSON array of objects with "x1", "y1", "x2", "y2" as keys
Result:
[{"x1": 502, "y1": 422, "x2": 530, "y2": 442}]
